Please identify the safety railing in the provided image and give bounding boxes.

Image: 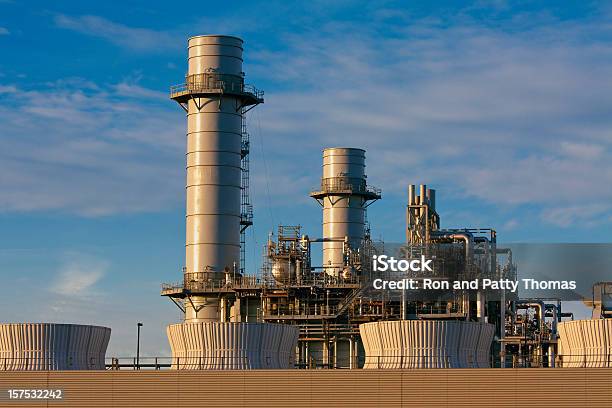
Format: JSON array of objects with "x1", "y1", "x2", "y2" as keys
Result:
[
  {"x1": 170, "y1": 73, "x2": 264, "y2": 100},
  {"x1": 2, "y1": 354, "x2": 612, "y2": 371},
  {"x1": 361, "y1": 353, "x2": 612, "y2": 369},
  {"x1": 107, "y1": 356, "x2": 294, "y2": 370},
  {"x1": 161, "y1": 273, "x2": 265, "y2": 294},
  {"x1": 0, "y1": 356, "x2": 104, "y2": 371},
  {"x1": 311, "y1": 177, "x2": 381, "y2": 197}
]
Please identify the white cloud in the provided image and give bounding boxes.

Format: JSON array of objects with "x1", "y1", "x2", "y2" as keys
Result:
[
  {"x1": 54, "y1": 14, "x2": 179, "y2": 52},
  {"x1": 0, "y1": 84, "x2": 16, "y2": 93},
  {"x1": 0, "y1": 79, "x2": 184, "y2": 215},
  {"x1": 560, "y1": 141, "x2": 605, "y2": 160},
  {"x1": 247, "y1": 10, "x2": 612, "y2": 226},
  {"x1": 541, "y1": 204, "x2": 611, "y2": 228},
  {"x1": 503, "y1": 219, "x2": 519, "y2": 231},
  {"x1": 2, "y1": 6, "x2": 612, "y2": 233},
  {"x1": 50, "y1": 254, "x2": 107, "y2": 296},
  {"x1": 112, "y1": 81, "x2": 166, "y2": 100}
]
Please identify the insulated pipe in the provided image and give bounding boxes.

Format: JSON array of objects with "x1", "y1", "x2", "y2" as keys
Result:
[
  {"x1": 419, "y1": 184, "x2": 427, "y2": 205},
  {"x1": 517, "y1": 301, "x2": 546, "y2": 335},
  {"x1": 545, "y1": 303, "x2": 558, "y2": 335},
  {"x1": 474, "y1": 236, "x2": 497, "y2": 277},
  {"x1": 408, "y1": 185, "x2": 415, "y2": 206},
  {"x1": 432, "y1": 231, "x2": 474, "y2": 262},
  {"x1": 427, "y1": 188, "x2": 436, "y2": 212},
  {"x1": 418, "y1": 184, "x2": 427, "y2": 218}
]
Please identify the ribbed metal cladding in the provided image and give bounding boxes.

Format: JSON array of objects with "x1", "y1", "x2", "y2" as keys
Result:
[
  {"x1": 0, "y1": 323, "x2": 110, "y2": 370},
  {"x1": 1, "y1": 369, "x2": 611, "y2": 407},
  {"x1": 558, "y1": 319, "x2": 612, "y2": 367},
  {"x1": 321, "y1": 148, "x2": 367, "y2": 276},
  {"x1": 185, "y1": 35, "x2": 244, "y2": 321},
  {"x1": 166, "y1": 322, "x2": 298, "y2": 369},
  {"x1": 360, "y1": 321, "x2": 494, "y2": 368}
]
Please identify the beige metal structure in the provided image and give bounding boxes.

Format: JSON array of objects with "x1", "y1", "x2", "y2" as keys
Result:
[
  {"x1": 3, "y1": 369, "x2": 612, "y2": 407},
  {"x1": 0, "y1": 323, "x2": 110, "y2": 370},
  {"x1": 167, "y1": 322, "x2": 298, "y2": 369},
  {"x1": 557, "y1": 319, "x2": 612, "y2": 367},
  {"x1": 164, "y1": 35, "x2": 299, "y2": 369},
  {"x1": 310, "y1": 148, "x2": 380, "y2": 277},
  {"x1": 359, "y1": 320, "x2": 494, "y2": 368},
  {"x1": 169, "y1": 35, "x2": 263, "y2": 322}
]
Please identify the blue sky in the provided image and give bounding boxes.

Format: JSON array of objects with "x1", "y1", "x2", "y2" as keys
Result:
[{"x1": 0, "y1": 0, "x2": 611, "y2": 356}]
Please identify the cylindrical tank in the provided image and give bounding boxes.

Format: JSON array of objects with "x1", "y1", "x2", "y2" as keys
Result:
[
  {"x1": 320, "y1": 148, "x2": 368, "y2": 276},
  {"x1": 0, "y1": 323, "x2": 111, "y2": 370},
  {"x1": 184, "y1": 35, "x2": 244, "y2": 321}
]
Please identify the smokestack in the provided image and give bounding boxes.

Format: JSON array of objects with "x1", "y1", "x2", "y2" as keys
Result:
[
  {"x1": 163, "y1": 35, "x2": 298, "y2": 370},
  {"x1": 310, "y1": 148, "x2": 380, "y2": 277},
  {"x1": 170, "y1": 35, "x2": 263, "y2": 322}
]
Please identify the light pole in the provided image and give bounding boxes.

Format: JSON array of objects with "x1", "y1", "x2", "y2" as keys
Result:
[{"x1": 136, "y1": 322, "x2": 143, "y2": 370}]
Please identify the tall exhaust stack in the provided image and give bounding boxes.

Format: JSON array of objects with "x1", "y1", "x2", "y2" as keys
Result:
[
  {"x1": 310, "y1": 148, "x2": 380, "y2": 276},
  {"x1": 163, "y1": 35, "x2": 298, "y2": 369},
  {"x1": 169, "y1": 35, "x2": 261, "y2": 322}
]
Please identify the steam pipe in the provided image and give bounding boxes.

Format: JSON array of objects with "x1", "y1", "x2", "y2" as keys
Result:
[
  {"x1": 408, "y1": 185, "x2": 415, "y2": 206},
  {"x1": 516, "y1": 301, "x2": 546, "y2": 336},
  {"x1": 426, "y1": 188, "x2": 436, "y2": 212},
  {"x1": 432, "y1": 231, "x2": 474, "y2": 262}
]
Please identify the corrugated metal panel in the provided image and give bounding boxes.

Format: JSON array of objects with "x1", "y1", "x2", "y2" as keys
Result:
[
  {"x1": 360, "y1": 321, "x2": 493, "y2": 368},
  {"x1": 0, "y1": 368, "x2": 610, "y2": 407},
  {"x1": 558, "y1": 320, "x2": 612, "y2": 367},
  {"x1": 167, "y1": 322, "x2": 298, "y2": 369},
  {"x1": 0, "y1": 324, "x2": 110, "y2": 371}
]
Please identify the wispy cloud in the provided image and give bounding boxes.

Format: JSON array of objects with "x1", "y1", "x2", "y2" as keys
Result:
[
  {"x1": 0, "y1": 79, "x2": 183, "y2": 215},
  {"x1": 54, "y1": 14, "x2": 179, "y2": 51},
  {"x1": 542, "y1": 204, "x2": 611, "y2": 228},
  {"x1": 247, "y1": 9, "x2": 612, "y2": 229},
  {"x1": 0, "y1": 84, "x2": 16, "y2": 93},
  {"x1": 560, "y1": 141, "x2": 605, "y2": 160},
  {"x1": 0, "y1": 27, "x2": 9, "y2": 35},
  {"x1": 50, "y1": 253, "x2": 107, "y2": 296},
  {"x1": 3, "y1": 5, "x2": 612, "y2": 234}
]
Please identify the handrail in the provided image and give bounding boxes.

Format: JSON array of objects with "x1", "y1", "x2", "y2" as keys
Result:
[
  {"x1": 170, "y1": 73, "x2": 264, "y2": 100},
  {"x1": 311, "y1": 178, "x2": 381, "y2": 197},
  {"x1": 3, "y1": 353, "x2": 611, "y2": 370}
]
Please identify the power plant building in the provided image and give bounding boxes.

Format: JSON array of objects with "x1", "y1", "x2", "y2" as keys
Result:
[{"x1": 2, "y1": 34, "x2": 611, "y2": 379}]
